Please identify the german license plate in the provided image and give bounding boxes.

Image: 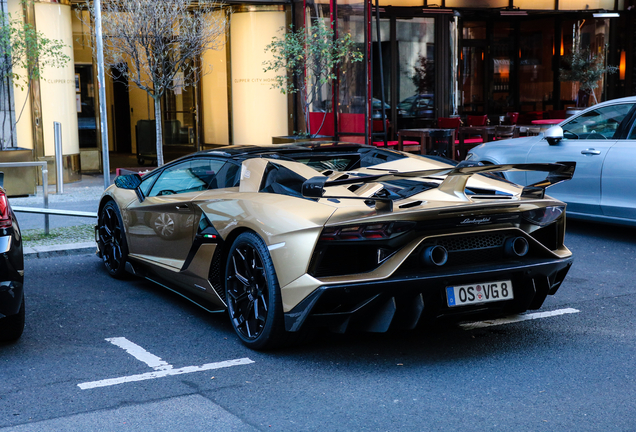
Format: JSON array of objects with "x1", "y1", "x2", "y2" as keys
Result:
[{"x1": 446, "y1": 280, "x2": 513, "y2": 307}]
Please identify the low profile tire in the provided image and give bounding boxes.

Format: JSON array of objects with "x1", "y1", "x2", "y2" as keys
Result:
[
  {"x1": 0, "y1": 293, "x2": 25, "y2": 342},
  {"x1": 225, "y1": 232, "x2": 286, "y2": 350},
  {"x1": 98, "y1": 201, "x2": 129, "y2": 278}
]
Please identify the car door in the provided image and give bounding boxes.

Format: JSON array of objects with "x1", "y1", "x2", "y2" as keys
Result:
[
  {"x1": 525, "y1": 103, "x2": 634, "y2": 216},
  {"x1": 601, "y1": 109, "x2": 636, "y2": 220},
  {"x1": 125, "y1": 158, "x2": 226, "y2": 269}
]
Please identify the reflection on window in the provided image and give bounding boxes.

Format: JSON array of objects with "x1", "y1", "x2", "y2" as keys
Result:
[
  {"x1": 148, "y1": 159, "x2": 227, "y2": 197},
  {"x1": 562, "y1": 104, "x2": 634, "y2": 140}
]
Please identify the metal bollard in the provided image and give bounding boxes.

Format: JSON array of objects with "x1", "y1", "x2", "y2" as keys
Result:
[{"x1": 54, "y1": 122, "x2": 64, "y2": 195}]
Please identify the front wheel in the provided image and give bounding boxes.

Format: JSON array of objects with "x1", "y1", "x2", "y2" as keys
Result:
[
  {"x1": 225, "y1": 232, "x2": 286, "y2": 350},
  {"x1": 98, "y1": 201, "x2": 129, "y2": 278}
]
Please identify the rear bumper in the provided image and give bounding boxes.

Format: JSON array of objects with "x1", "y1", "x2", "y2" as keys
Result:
[{"x1": 284, "y1": 257, "x2": 573, "y2": 332}]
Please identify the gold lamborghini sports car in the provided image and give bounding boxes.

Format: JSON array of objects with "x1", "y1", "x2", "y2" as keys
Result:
[{"x1": 96, "y1": 143, "x2": 575, "y2": 349}]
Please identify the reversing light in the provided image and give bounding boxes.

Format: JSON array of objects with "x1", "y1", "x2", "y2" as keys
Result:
[
  {"x1": 0, "y1": 192, "x2": 12, "y2": 229},
  {"x1": 319, "y1": 221, "x2": 415, "y2": 241},
  {"x1": 523, "y1": 206, "x2": 564, "y2": 226}
]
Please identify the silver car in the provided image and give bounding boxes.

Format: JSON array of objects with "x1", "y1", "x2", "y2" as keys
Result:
[{"x1": 467, "y1": 96, "x2": 636, "y2": 226}]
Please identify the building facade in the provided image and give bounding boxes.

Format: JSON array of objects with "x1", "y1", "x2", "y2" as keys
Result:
[{"x1": 3, "y1": 0, "x2": 634, "y2": 179}]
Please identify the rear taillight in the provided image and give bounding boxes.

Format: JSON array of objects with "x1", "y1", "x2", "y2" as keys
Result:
[
  {"x1": 319, "y1": 221, "x2": 415, "y2": 241},
  {"x1": 0, "y1": 192, "x2": 12, "y2": 228}
]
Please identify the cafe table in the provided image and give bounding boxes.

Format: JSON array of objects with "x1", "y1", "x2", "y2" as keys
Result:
[{"x1": 396, "y1": 128, "x2": 457, "y2": 156}]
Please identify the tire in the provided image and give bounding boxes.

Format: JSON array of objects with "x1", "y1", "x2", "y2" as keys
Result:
[
  {"x1": 98, "y1": 201, "x2": 129, "y2": 278},
  {"x1": 225, "y1": 232, "x2": 287, "y2": 350},
  {"x1": 0, "y1": 293, "x2": 25, "y2": 342}
]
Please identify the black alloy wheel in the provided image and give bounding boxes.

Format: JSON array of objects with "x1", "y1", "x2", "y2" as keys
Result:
[
  {"x1": 98, "y1": 201, "x2": 129, "y2": 278},
  {"x1": 225, "y1": 232, "x2": 285, "y2": 350}
]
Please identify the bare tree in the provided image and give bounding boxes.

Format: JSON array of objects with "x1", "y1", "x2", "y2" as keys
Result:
[{"x1": 82, "y1": 0, "x2": 229, "y2": 166}]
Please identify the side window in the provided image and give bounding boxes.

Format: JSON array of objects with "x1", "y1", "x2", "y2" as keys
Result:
[
  {"x1": 139, "y1": 172, "x2": 158, "y2": 197},
  {"x1": 562, "y1": 103, "x2": 634, "y2": 140},
  {"x1": 148, "y1": 159, "x2": 226, "y2": 197}
]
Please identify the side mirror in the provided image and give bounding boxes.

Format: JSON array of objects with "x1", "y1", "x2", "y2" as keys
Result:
[
  {"x1": 114, "y1": 173, "x2": 142, "y2": 190},
  {"x1": 544, "y1": 126, "x2": 564, "y2": 146},
  {"x1": 114, "y1": 174, "x2": 144, "y2": 202}
]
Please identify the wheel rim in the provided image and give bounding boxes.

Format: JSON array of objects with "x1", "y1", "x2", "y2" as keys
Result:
[
  {"x1": 226, "y1": 242, "x2": 269, "y2": 340},
  {"x1": 154, "y1": 213, "x2": 175, "y2": 237},
  {"x1": 99, "y1": 206, "x2": 124, "y2": 272}
]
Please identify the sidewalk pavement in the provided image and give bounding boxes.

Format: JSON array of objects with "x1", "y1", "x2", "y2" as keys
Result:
[{"x1": 10, "y1": 173, "x2": 109, "y2": 260}]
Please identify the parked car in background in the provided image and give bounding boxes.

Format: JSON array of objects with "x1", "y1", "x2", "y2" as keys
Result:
[
  {"x1": 398, "y1": 94, "x2": 434, "y2": 119},
  {"x1": 0, "y1": 180, "x2": 25, "y2": 342},
  {"x1": 97, "y1": 143, "x2": 575, "y2": 350},
  {"x1": 467, "y1": 96, "x2": 636, "y2": 226}
]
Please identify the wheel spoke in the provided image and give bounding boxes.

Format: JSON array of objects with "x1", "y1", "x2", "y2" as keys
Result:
[
  {"x1": 226, "y1": 237, "x2": 274, "y2": 343},
  {"x1": 231, "y1": 255, "x2": 250, "y2": 286}
]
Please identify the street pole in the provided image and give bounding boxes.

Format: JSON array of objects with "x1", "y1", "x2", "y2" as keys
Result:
[{"x1": 94, "y1": 0, "x2": 110, "y2": 189}]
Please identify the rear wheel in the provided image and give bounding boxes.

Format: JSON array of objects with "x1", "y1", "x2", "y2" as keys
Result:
[
  {"x1": 98, "y1": 201, "x2": 129, "y2": 278},
  {"x1": 225, "y1": 232, "x2": 286, "y2": 350},
  {"x1": 0, "y1": 293, "x2": 25, "y2": 342}
]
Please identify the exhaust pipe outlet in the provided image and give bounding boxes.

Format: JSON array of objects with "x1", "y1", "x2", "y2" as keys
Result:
[
  {"x1": 504, "y1": 236, "x2": 529, "y2": 257},
  {"x1": 422, "y1": 245, "x2": 448, "y2": 267}
]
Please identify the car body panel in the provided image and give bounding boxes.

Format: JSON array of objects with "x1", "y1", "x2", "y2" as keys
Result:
[
  {"x1": 468, "y1": 96, "x2": 636, "y2": 226},
  {"x1": 0, "y1": 188, "x2": 24, "y2": 330},
  {"x1": 601, "y1": 140, "x2": 636, "y2": 219}
]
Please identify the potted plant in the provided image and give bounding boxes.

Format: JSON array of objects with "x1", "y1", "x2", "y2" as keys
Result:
[
  {"x1": 559, "y1": 42, "x2": 617, "y2": 107},
  {"x1": 263, "y1": 20, "x2": 363, "y2": 142}
]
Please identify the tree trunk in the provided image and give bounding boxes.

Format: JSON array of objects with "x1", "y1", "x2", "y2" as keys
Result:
[{"x1": 154, "y1": 97, "x2": 164, "y2": 166}]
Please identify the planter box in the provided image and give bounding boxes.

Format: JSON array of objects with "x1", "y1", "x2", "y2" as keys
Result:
[{"x1": 0, "y1": 148, "x2": 36, "y2": 197}]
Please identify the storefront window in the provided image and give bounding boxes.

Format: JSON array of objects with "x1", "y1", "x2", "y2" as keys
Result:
[
  {"x1": 337, "y1": 0, "x2": 366, "y2": 116},
  {"x1": 559, "y1": 18, "x2": 610, "y2": 109},
  {"x1": 395, "y1": 17, "x2": 435, "y2": 128},
  {"x1": 460, "y1": 22, "x2": 486, "y2": 114},
  {"x1": 519, "y1": 18, "x2": 555, "y2": 116},
  {"x1": 491, "y1": 21, "x2": 514, "y2": 114}
]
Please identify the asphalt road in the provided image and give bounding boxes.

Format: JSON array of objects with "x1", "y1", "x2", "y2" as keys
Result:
[{"x1": 1, "y1": 220, "x2": 635, "y2": 431}]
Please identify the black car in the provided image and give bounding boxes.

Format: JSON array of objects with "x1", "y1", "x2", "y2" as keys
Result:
[{"x1": 0, "y1": 181, "x2": 25, "y2": 342}]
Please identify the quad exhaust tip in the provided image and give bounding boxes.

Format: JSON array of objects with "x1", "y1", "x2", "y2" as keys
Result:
[
  {"x1": 422, "y1": 245, "x2": 448, "y2": 267},
  {"x1": 504, "y1": 236, "x2": 529, "y2": 257}
]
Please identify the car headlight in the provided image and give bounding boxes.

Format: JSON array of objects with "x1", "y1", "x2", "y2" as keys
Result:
[{"x1": 523, "y1": 206, "x2": 564, "y2": 226}]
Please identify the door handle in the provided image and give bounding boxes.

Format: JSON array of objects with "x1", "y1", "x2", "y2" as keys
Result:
[
  {"x1": 581, "y1": 149, "x2": 601, "y2": 155},
  {"x1": 175, "y1": 204, "x2": 189, "y2": 211}
]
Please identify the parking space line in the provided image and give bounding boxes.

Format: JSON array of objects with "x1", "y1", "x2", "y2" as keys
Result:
[
  {"x1": 459, "y1": 308, "x2": 580, "y2": 330},
  {"x1": 78, "y1": 337, "x2": 255, "y2": 390},
  {"x1": 78, "y1": 358, "x2": 254, "y2": 390},
  {"x1": 105, "y1": 337, "x2": 173, "y2": 371}
]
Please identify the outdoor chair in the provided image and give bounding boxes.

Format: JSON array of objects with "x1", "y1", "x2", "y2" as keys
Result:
[
  {"x1": 438, "y1": 117, "x2": 482, "y2": 160},
  {"x1": 372, "y1": 119, "x2": 419, "y2": 149},
  {"x1": 427, "y1": 129, "x2": 454, "y2": 159},
  {"x1": 494, "y1": 125, "x2": 516, "y2": 140}
]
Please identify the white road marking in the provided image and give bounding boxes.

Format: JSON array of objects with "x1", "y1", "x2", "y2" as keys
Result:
[
  {"x1": 78, "y1": 337, "x2": 255, "y2": 390},
  {"x1": 105, "y1": 337, "x2": 173, "y2": 370},
  {"x1": 459, "y1": 308, "x2": 580, "y2": 330},
  {"x1": 78, "y1": 358, "x2": 254, "y2": 390}
]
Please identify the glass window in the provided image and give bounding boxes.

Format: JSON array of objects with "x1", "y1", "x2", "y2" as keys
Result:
[
  {"x1": 519, "y1": 18, "x2": 555, "y2": 115},
  {"x1": 562, "y1": 104, "x2": 634, "y2": 140},
  {"x1": 148, "y1": 159, "x2": 227, "y2": 197}
]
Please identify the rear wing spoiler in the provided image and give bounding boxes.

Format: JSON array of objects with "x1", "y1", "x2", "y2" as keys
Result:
[{"x1": 301, "y1": 161, "x2": 576, "y2": 210}]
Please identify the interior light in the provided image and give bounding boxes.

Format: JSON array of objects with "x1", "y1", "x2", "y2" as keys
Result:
[
  {"x1": 620, "y1": 50, "x2": 626, "y2": 80},
  {"x1": 592, "y1": 12, "x2": 619, "y2": 18}
]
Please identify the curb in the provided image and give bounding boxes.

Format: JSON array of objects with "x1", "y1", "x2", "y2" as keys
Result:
[{"x1": 24, "y1": 242, "x2": 97, "y2": 259}]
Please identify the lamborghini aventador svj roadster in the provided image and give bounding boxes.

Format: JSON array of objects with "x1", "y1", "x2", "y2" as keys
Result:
[{"x1": 96, "y1": 143, "x2": 575, "y2": 350}]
